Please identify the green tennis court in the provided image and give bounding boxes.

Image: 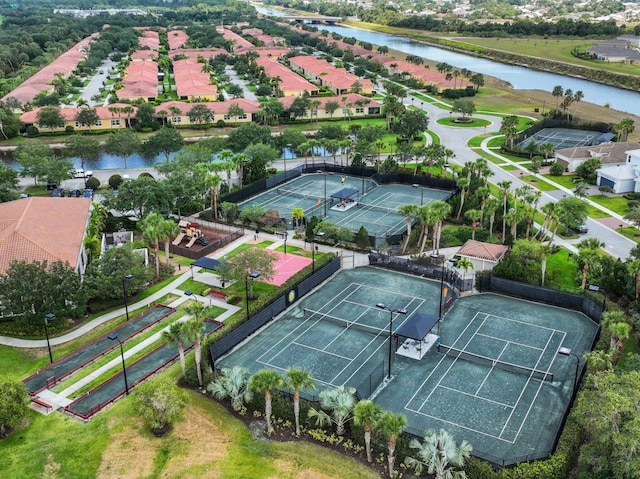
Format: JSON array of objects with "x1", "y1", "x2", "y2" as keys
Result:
[
  {"x1": 239, "y1": 173, "x2": 450, "y2": 243},
  {"x1": 217, "y1": 267, "x2": 599, "y2": 466}
]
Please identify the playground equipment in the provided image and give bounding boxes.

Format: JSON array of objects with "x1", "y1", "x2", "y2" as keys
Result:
[{"x1": 173, "y1": 220, "x2": 206, "y2": 248}]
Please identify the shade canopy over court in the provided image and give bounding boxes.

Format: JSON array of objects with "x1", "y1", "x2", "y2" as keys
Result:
[
  {"x1": 330, "y1": 188, "x2": 358, "y2": 199},
  {"x1": 191, "y1": 256, "x2": 222, "y2": 271},
  {"x1": 396, "y1": 312, "x2": 438, "y2": 340}
]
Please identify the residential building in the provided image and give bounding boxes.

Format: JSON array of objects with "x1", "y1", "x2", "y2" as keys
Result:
[
  {"x1": 555, "y1": 139, "x2": 635, "y2": 173},
  {"x1": 288, "y1": 55, "x2": 373, "y2": 95},
  {"x1": 255, "y1": 57, "x2": 318, "y2": 97},
  {"x1": 19, "y1": 103, "x2": 136, "y2": 131},
  {"x1": 278, "y1": 93, "x2": 381, "y2": 120},
  {"x1": 0, "y1": 197, "x2": 91, "y2": 277},
  {"x1": 172, "y1": 59, "x2": 218, "y2": 101},
  {"x1": 117, "y1": 59, "x2": 159, "y2": 102}
]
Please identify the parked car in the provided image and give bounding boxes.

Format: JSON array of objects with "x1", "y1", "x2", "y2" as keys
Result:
[
  {"x1": 19, "y1": 193, "x2": 31, "y2": 198},
  {"x1": 574, "y1": 224, "x2": 589, "y2": 234},
  {"x1": 82, "y1": 188, "x2": 93, "y2": 198},
  {"x1": 74, "y1": 169, "x2": 93, "y2": 179},
  {"x1": 46, "y1": 182, "x2": 57, "y2": 190},
  {"x1": 68, "y1": 189, "x2": 82, "y2": 197},
  {"x1": 50, "y1": 188, "x2": 65, "y2": 197},
  {"x1": 99, "y1": 69, "x2": 104, "y2": 74}
]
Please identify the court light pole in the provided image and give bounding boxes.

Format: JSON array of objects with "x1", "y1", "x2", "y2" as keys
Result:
[
  {"x1": 412, "y1": 184, "x2": 424, "y2": 206},
  {"x1": 376, "y1": 303, "x2": 408, "y2": 379},
  {"x1": 44, "y1": 313, "x2": 55, "y2": 364},
  {"x1": 122, "y1": 274, "x2": 133, "y2": 321},
  {"x1": 285, "y1": 143, "x2": 292, "y2": 177},
  {"x1": 245, "y1": 271, "x2": 260, "y2": 317},
  {"x1": 108, "y1": 333, "x2": 129, "y2": 395},
  {"x1": 558, "y1": 346, "x2": 580, "y2": 394},
  {"x1": 430, "y1": 254, "x2": 445, "y2": 336}
]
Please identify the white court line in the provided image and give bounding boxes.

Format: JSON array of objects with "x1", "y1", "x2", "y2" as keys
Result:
[
  {"x1": 474, "y1": 341, "x2": 510, "y2": 397},
  {"x1": 474, "y1": 332, "x2": 544, "y2": 351},
  {"x1": 406, "y1": 311, "x2": 568, "y2": 444},
  {"x1": 290, "y1": 341, "x2": 353, "y2": 360},
  {"x1": 439, "y1": 384, "x2": 514, "y2": 409}
]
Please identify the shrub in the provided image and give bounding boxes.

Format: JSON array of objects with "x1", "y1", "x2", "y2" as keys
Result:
[
  {"x1": 139, "y1": 172, "x2": 154, "y2": 179},
  {"x1": 65, "y1": 125, "x2": 75, "y2": 134},
  {"x1": 549, "y1": 162, "x2": 564, "y2": 176},
  {"x1": 86, "y1": 176, "x2": 100, "y2": 189},
  {"x1": 132, "y1": 376, "x2": 188, "y2": 435},
  {"x1": 216, "y1": 119, "x2": 226, "y2": 128},
  {"x1": 628, "y1": 200, "x2": 639, "y2": 210},
  {"x1": 0, "y1": 376, "x2": 29, "y2": 437},
  {"x1": 25, "y1": 125, "x2": 39, "y2": 137},
  {"x1": 599, "y1": 185, "x2": 614, "y2": 194},
  {"x1": 109, "y1": 174, "x2": 123, "y2": 190}
]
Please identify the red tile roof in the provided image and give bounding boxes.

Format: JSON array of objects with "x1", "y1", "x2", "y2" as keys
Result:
[
  {"x1": 218, "y1": 27, "x2": 254, "y2": 50},
  {"x1": 288, "y1": 55, "x2": 372, "y2": 91},
  {"x1": 0, "y1": 197, "x2": 91, "y2": 275},
  {"x1": 169, "y1": 48, "x2": 228, "y2": 60},
  {"x1": 168, "y1": 30, "x2": 189, "y2": 50},
  {"x1": 138, "y1": 30, "x2": 160, "y2": 50},
  {"x1": 118, "y1": 60, "x2": 158, "y2": 100},
  {"x1": 255, "y1": 57, "x2": 317, "y2": 95},
  {"x1": 457, "y1": 240, "x2": 509, "y2": 262},
  {"x1": 155, "y1": 98, "x2": 261, "y2": 115},
  {"x1": 19, "y1": 103, "x2": 136, "y2": 124},
  {"x1": 173, "y1": 59, "x2": 217, "y2": 99},
  {"x1": 278, "y1": 93, "x2": 379, "y2": 110},
  {"x1": 1, "y1": 34, "x2": 98, "y2": 105}
]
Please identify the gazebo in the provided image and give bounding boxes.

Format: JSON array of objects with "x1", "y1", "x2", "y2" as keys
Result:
[
  {"x1": 330, "y1": 187, "x2": 359, "y2": 211},
  {"x1": 395, "y1": 312, "x2": 440, "y2": 360}
]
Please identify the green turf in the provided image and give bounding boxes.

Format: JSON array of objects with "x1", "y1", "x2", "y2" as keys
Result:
[
  {"x1": 436, "y1": 117, "x2": 491, "y2": 128},
  {"x1": 588, "y1": 195, "x2": 631, "y2": 217},
  {"x1": 521, "y1": 177, "x2": 558, "y2": 191},
  {"x1": 546, "y1": 249, "x2": 581, "y2": 292},
  {"x1": 542, "y1": 173, "x2": 579, "y2": 189}
]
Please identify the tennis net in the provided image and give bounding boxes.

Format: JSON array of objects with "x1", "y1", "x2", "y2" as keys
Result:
[
  {"x1": 440, "y1": 345, "x2": 553, "y2": 382},
  {"x1": 304, "y1": 308, "x2": 387, "y2": 337},
  {"x1": 353, "y1": 202, "x2": 399, "y2": 215},
  {"x1": 277, "y1": 187, "x2": 320, "y2": 202}
]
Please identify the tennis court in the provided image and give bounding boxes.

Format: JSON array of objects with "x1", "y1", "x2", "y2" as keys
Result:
[
  {"x1": 217, "y1": 268, "x2": 598, "y2": 465},
  {"x1": 239, "y1": 173, "x2": 450, "y2": 243},
  {"x1": 517, "y1": 128, "x2": 599, "y2": 150}
]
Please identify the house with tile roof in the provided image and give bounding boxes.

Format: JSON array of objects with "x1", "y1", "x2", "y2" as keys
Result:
[
  {"x1": 555, "y1": 141, "x2": 640, "y2": 173},
  {"x1": 278, "y1": 93, "x2": 381, "y2": 120},
  {"x1": 255, "y1": 57, "x2": 318, "y2": 97},
  {"x1": 19, "y1": 103, "x2": 136, "y2": 131},
  {"x1": 172, "y1": 59, "x2": 218, "y2": 101},
  {"x1": 117, "y1": 59, "x2": 159, "y2": 102},
  {"x1": 288, "y1": 55, "x2": 373, "y2": 95},
  {"x1": 596, "y1": 146, "x2": 640, "y2": 193},
  {"x1": 0, "y1": 197, "x2": 91, "y2": 277},
  {"x1": 156, "y1": 99, "x2": 261, "y2": 126},
  {"x1": 167, "y1": 30, "x2": 189, "y2": 50}
]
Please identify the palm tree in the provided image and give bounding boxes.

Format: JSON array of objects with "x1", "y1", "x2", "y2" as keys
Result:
[
  {"x1": 485, "y1": 197, "x2": 500, "y2": 241},
  {"x1": 464, "y1": 209, "x2": 482, "y2": 240},
  {"x1": 249, "y1": 369, "x2": 286, "y2": 434},
  {"x1": 353, "y1": 400, "x2": 382, "y2": 463},
  {"x1": 307, "y1": 385, "x2": 356, "y2": 435},
  {"x1": 160, "y1": 219, "x2": 179, "y2": 268},
  {"x1": 140, "y1": 212, "x2": 165, "y2": 278},
  {"x1": 583, "y1": 350, "x2": 613, "y2": 374},
  {"x1": 578, "y1": 238, "x2": 604, "y2": 290},
  {"x1": 207, "y1": 366, "x2": 252, "y2": 412},
  {"x1": 454, "y1": 257, "x2": 474, "y2": 290},
  {"x1": 291, "y1": 207, "x2": 305, "y2": 229},
  {"x1": 628, "y1": 260, "x2": 640, "y2": 302},
  {"x1": 205, "y1": 173, "x2": 223, "y2": 219},
  {"x1": 416, "y1": 205, "x2": 437, "y2": 254},
  {"x1": 552, "y1": 85, "x2": 564, "y2": 111},
  {"x1": 398, "y1": 204, "x2": 418, "y2": 253},
  {"x1": 573, "y1": 90, "x2": 584, "y2": 118},
  {"x1": 163, "y1": 321, "x2": 187, "y2": 376},
  {"x1": 497, "y1": 180, "x2": 512, "y2": 243},
  {"x1": 286, "y1": 367, "x2": 315, "y2": 436},
  {"x1": 233, "y1": 152, "x2": 248, "y2": 187},
  {"x1": 183, "y1": 301, "x2": 207, "y2": 387},
  {"x1": 602, "y1": 311, "x2": 630, "y2": 351},
  {"x1": 376, "y1": 411, "x2": 407, "y2": 477},
  {"x1": 455, "y1": 178, "x2": 469, "y2": 220},
  {"x1": 615, "y1": 117, "x2": 635, "y2": 142},
  {"x1": 405, "y1": 428, "x2": 472, "y2": 479},
  {"x1": 430, "y1": 200, "x2": 452, "y2": 255},
  {"x1": 505, "y1": 208, "x2": 523, "y2": 241}
]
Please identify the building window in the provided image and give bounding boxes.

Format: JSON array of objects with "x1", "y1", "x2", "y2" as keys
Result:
[
  {"x1": 95, "y1": 121, "x2": 102, "y2": 127},
  {"x1": 223, "y1": 114, "x2": 230, "y2": 120},
  {"x1": 75, "y1": 121, "x2": 80, "y2": 127},
  {"x1": 111, "y1": 119, "x2": 120, "y2": 126},
  {"x1": 238, "y1": 114, "x2": 247, "y2": 120},
  {"x1": 355, "y1": 108, "x2": 364, "y2": 114},
  {"x1": 171, "y1": 117, "x2": 182, "y2": 124}
]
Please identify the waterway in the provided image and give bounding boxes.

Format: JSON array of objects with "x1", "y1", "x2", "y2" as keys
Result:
[{"x1": 256, "y1": 5, "x2": 640, "y2": 114}]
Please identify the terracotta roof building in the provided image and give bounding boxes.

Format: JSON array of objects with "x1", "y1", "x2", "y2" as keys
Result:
[
  {"x1": 117, "y1": 59, "x2": 159, "y2": 101},
  {"x1": 287, "y1": 55, "x2": 373, "y2": 95},
  {"x1": 457, "y1": 240, "x2": 509, "y2": 271},
  {"x1": 19, "y1": 103, "x2": 135, "y2": 131},
  {"x1": 172, "y1": 59, "x2": 218, "y2": 101},
  {"x1": 384, "y1": 60, "x2": 472, "y2": 91},
  {"x1": 167, "y1": 30, "x2": 189, "y2": 50},
  {"x1": 217, "y1": 27, "x2": 254, "y2": 51},
  {"x1": 156, "y1": 99, "x2": 261, "y2": 126},
  {"x1": 255, "y1": 57, "x2": 318, "y2": 97},
  {"x1": 0, "y1": 197, "x2": 91, "y2": 276},
  {"x1": 278, "y1": 93, "x2": 381, "y2": 120},
  {"x1": 138, "y1": 30, "x2": 160, "y2": 51}
]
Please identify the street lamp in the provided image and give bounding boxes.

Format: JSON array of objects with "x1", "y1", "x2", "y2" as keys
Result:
[
  {"x1": 108, "y1": 333, "x2": 129, "y2": 395},
  {"x1": 245, "y1": 271, "x2": 260, "y2": 317},
  {"x1": 282, "y1": 231, "x2": 288, "y2": 255},
  {"x1": 376, "y1": 302, "x2": 408, "y2": 379},
  {"x1": 412, "y1": 184, "x2": 424, "y2": 206},
  {"x1": 558, "y1": 346, "x2": 580, "y2": 394},
  {"x1": 44, "y1": 313, "x2": 55, "y2": 364},
  {"x1": 122, "y1": 274, "x2": 133, "y2": 321},
  {"x1": 285, "y1": 143, "x2": 292, "y2": 177},
  {"x1": 430, "y1": 254, "x2": 445, "y2": 336}
]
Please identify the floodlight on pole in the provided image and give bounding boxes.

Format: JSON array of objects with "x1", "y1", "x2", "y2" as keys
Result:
[
  {"x1": 108, "y1": 333, "x2": 129, "y2": 395},
  {"x1": 558, "y1": 346, "x2": 580, "y2": 394},
  {"x1": 376, "y1": 302, "x2": 407, "y2": 379},
  {"x1": 245, "y1": 272, "x2": 261, "y2": 317},
  {"x1": 122, "y1": 274, "x2": 133, "y2": 321},
  {"x1": 412, "y1": 184, "x2": 424, "y2": 206},
  {"x1": 430, "y1": 254, "x2": 445, "y2": 336},
  {"x1": 44, "y1": 313, "x2": 55, "y2": 364}
]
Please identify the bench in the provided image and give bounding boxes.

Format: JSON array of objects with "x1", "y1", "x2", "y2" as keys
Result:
[
  {"x1": 209, "y1": 290, "x2": 228, "y2": 301},
  {"x1": 32, "y1": 398, "x2": 53, "y2": 413}
]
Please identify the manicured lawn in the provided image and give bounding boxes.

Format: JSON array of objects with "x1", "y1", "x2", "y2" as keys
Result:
[
  {"x1": 585, "y1": 205, "x2": 610, "y2": 219},
  {"x1": 588, "y1": 195, "x2": 631, "y2": 217},
  {"x1": 617, "y1": 226, "x2": 640, "y2": 243},
  {"x1": 436, "y1": 117, "x2": 491, "y2": 128},
  {"x1": 0, "y1": 387, "x2": 380, "y2": 479},
  {"x1": 177, "y1": 278, "x2": 210, "y2": 293},
  {"x1": 522, "y1": 177, "x2": 558, "y2": 191},
  {"x1": 502, "y1": 165, "x2": 518, "y2": 170},
  {"x1": 546, "y1": 249, "x2": 581, "y2": 292},
  {"x1": 542, "y1": 173, "x2": 579, "y2": 189},
  {"x1": 487, "y1": 137, "x2": 505, "y2": 148},
  {"x1": 222, "y1": 241, "x2": 274, "y2": 259}
]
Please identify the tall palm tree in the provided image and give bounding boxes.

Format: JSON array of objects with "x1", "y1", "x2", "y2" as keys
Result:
[
  {"x1": 578, "y1": 238, "x2": 604, "y2": 290},
  {"x1": 505, "y1": 208, "x2": 523, "y2": 242},
  {"x1": 485, "y1": 197, "x2": 500, "y2": 241},
  {"x1": 249, "y1": 369, "x2": 286, "y2": 435},
  {"x1": 376, "y1": 411, "x2": 407, "y2": 478},
  {"x1": 497, "y1": 180, "x2": 512, "y2": 243},
  {"x1": 140, "y1": 212, "x2": 165, "y2": 278},
  {"x1": 455, "y1": 177, "x2": 469, "y2": 220},
  {"x1": 429, "y1": 200, "x2": 452, "y2": 255},
  {"x1": 286, "y1": 367, "x2": 315, "y2": 436},
  {"x1": 160, "y1": 219, "x2": 179, "y2": 268},
  {"x1": 552, "y1": 85, "x2": 564, "y2": 111},
  {"x1": 416, "y1": 205, "x2": 437, "y2": 254},
  {"x1": 627, "y1": 260, "x2": 640, "y2": 302},
  {"x1": 308, "y1": 385, "x2": 356, "y2": 436},
  {"x1": 583, "y1": 350, "x2": 613, "y2": 374},
  {"x1": 233, "y1": 152, "x2": 248, "y2": 187},
  {"x1": 205, "y1": 173, "x2": 223, "y2": 219},
  {"x1": 163, "y1": 321, "x2": 187, "y2": 376},
  {"x1": 602, "y1": 311, "x2": 629, "y2": 351},
  {"x1": 398, "y1": 204, "x2": 418, "y2": 253},
  {"x1": 464, "y1": 209, "x2": 482, "y2": 240},
  {"x1": 183, "y1": 301, "x2": 207, "y2": 387},
  {"x1": 207, "y1": 366, "x2": 252, "y2": 411},
  {"x1": 354, "y1": 400, "x2": 382, "y2": 463},
  {"x1": 405, "y1": 428, "x2": 472, "y2": 479}
]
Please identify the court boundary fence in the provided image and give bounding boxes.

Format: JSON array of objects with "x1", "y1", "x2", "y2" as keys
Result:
[
  {"x1": 477, "y1": 273, "x2": 604, "y2": 323},
  {"x1": 209, "y1": 256, "x2": 341, "y2": 369}
]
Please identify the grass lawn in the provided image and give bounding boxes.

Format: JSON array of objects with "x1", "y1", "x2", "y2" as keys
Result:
[
  {"x1": 522, "y1": 177, "x2": 558, "y2": 191},
  {"x1": 617, "y1": 226, "x2": 640, "y2": 243},
  {"x1": 435, "y1": 117, "x2": 491, "y2": 128},
  {"x1": 0, "y1": 385, "x2": 380, "y2": 479},
  {"x1": 222, "y1": 241, "x2": 274, "y2": 259},
  {"x1": 488, "y1": 137, "x2": 505, "y2": 148},
  {"x1": 585, "y1": 204, "x2": 612, "y2": 219},
  {"x1": 542, "y1": 173, "x2": 579, "y2": 189},
  {"x1": 502, "y1": 165, "x2": 518, "y2": 171},
  {"x1": 588, "y1": 195, "x2": 631, "y2": 217},
  {"x1": 546, "y1": 249, "x2": 580, "y2": 292},
  {"x1": 177, "y1": 278, "x2": 210, "y2": 293}
]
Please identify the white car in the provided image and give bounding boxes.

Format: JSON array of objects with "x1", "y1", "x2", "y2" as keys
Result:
[{"x1": 74, "y1": 169, "x2": 93, "y2": 179}]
